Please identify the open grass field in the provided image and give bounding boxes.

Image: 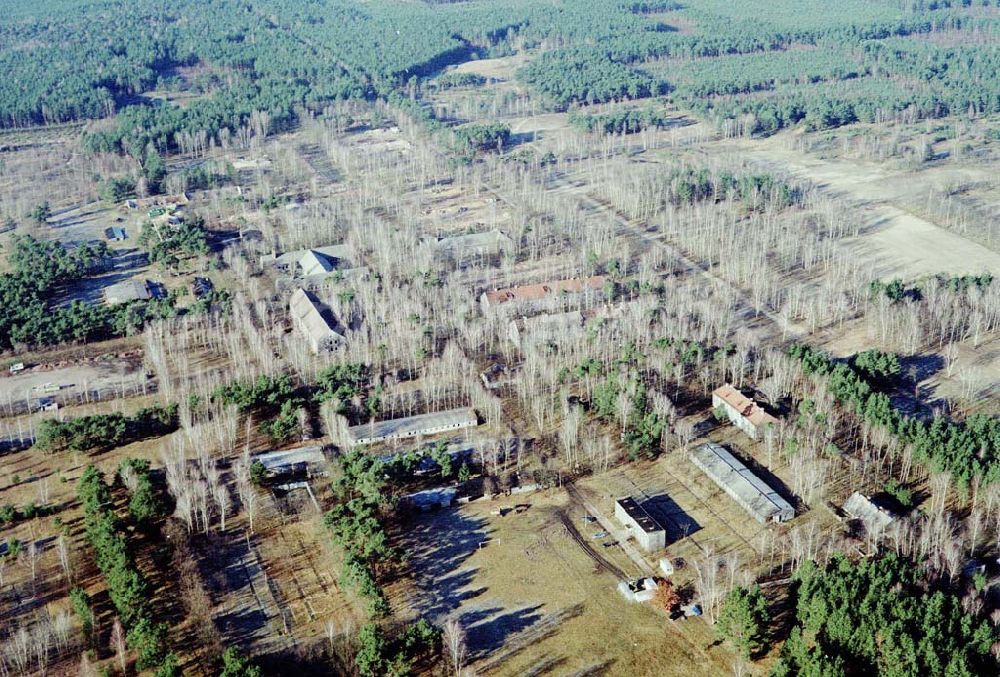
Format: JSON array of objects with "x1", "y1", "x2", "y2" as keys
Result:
[{"x1": 390, "y1": 492, "x2": 741, "y2": 677}]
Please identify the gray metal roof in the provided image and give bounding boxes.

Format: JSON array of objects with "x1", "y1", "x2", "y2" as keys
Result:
[
  {"x1": 691, "y1": 443, "x2": 794, "y2": 523},
  {"x1": 266, "y1": 244, "x2": 353, "y2": 271},
  {"x1": 404, "y1": 486, "x2": 458, "y2": 509},
  {"x1": 843, "y1": 492, "x2": 895, "y2": 531},
  {"x1": 104, "y1": 279, "x2": 151, "y2": 305},
  {"x1": 347, "y1": 407, "x2": 478, "y2": 444},
  {"x1": 251, "y1": 445, "x2": 325, "y2": 472},
  {"x1": 290, "y1": 288, "x2": 344, "y2": 345}
]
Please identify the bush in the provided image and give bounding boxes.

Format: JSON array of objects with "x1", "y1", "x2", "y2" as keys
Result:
[
  {"x1": 220, "y1": 647, "x2": 262, "y2": 677},
  {"x1": 98, "y1": 177, "x2": 136, "y2": 203},
  {"x1": 853, "y1": 349, "x2": 901, "y2": 383}
]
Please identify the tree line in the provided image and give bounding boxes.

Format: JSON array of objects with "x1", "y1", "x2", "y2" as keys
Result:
[
  {"x1": 76, "y1": 465, "x2": 178, "y2": 675},
  {"x1": 789, "y1": 344, "x2": 1000, "y2": 490},
  {"x1": 35, "y1": 404, "x2": 178, "y2": 454}
]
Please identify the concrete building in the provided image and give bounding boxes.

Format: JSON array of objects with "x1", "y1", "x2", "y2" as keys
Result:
[
  {"x1": 104, "y1": 279, "x2": 151, "y2": 306},
  {"x1": 424, "y1": 230, "x2": 513, "y2": 262},
  {"x1": 289, "y1": 288, "x2": 344, "y2": 354},
  {"x1": 712, "y1": 384, "x2": 779, "y2": 440},
  {"x1": 507, "y1": 310, "x2": 584, "y2": 349},
  {"x1": 618, "y1": 577, "x2": 659, "y2": 603},
  {"x1": 251, "y1": 446, "x2": 326, "y2": 478},
  {"x1": 347, "y1": 407, "x2": 479, "y2": 446},
  {"x1": 843, "y1": 492, "x2": 895, "y2": 533},
  {"x1": 479, "y1": 275, "x2": 606, "y2": 313},
  {"x1": 691, "y1": 442, "x2": 794, "y2": 524},
  {"x1": 614, "y1": 496, "x2": 667, "y2": 552}
]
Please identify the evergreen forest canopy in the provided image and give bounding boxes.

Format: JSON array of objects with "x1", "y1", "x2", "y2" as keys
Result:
[{"x1": 2, "y1": 0, "x2": 999, "y2": 148}]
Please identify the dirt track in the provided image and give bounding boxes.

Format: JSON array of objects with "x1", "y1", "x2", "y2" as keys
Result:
[{"x1": 557, "y1": 510, "x2": 629, "y2": 579}]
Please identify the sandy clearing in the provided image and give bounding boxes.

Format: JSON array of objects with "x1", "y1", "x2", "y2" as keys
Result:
[
  {"x1": 732, "y1": 141, "x2": 1000, "y2": 277},
  {"x1": 508, "y1": 112, "x2": 570, "y2": 135},
  {"x1": 852, "y1": 205, "x2": 1000, "y2": 277},
  {"x1": 0, "y1": 362, "x2": 147, "y2": 413},
  {"x1": 450, "y1": 53, "x2": 533, "y2": 80},
  {"x1": 390, "y1": 493, "x2": 737, "y2": 677}
]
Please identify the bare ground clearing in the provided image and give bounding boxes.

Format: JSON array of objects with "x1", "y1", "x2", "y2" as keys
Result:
[
  {"x1": 449, "y1": 53, "x2": 533, "y2": 80},
  {"x1": 726, "y1": 138, "x2": 1000, "y2": 276},
  {"x1": 0, "y1": 360, "x2": 148, "y2": 417}
]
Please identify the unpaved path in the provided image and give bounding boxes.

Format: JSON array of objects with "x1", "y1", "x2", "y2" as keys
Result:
[{"x1": 565, "y1": 482, "x2": 655, "y2": 577}]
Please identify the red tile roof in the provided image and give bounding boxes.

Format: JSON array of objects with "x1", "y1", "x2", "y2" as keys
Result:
[
  {"x1": 483, "y1": 275, "x2": 605, "y2": 306},
  {"x1": 713, "y1": 384, "x2": 778, "y2": 428}
]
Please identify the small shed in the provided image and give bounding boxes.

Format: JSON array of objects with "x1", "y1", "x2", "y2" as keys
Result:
[
  {"x1": 104, "y1": 279, "x2": 151, "y2": 306},
  {"x1": 843, "y1": 492, "x2": 895, "y2": 533},
  {"x1": 106, "y1": 226, "x2": 128, "y2": 241}
]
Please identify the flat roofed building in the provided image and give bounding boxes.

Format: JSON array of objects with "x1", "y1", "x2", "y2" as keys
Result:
[
  {"x1": 712, "y1": 383, "x2": 779, "y2": 440},
  {"x1": 691, "y1": 442, "x2": 794, "y2": 524},
  {"x1": 104, "y1": 279, "x2": 151, "y2": 306},
  {"x1": 614, "y1": 496, "x2": 666, "y2": 552},
  {"x1": 403, "y1": 486, "x2": 458, "y2": 510},
  {"x1": 425, "y1": 230, "x2": 513, "y2": 261},
  {"x1": 290, "y1": 288, "x2": 344, "y2": 354},
  {"x1": 480, "y1": 275, "x2": 606, "y2": 313},
  {"x1": 843, "y1": 492, "x2": 895, "y2": 533},
  {"x1": 347, "y1": 407, "x2": 478, "y2": 446}
]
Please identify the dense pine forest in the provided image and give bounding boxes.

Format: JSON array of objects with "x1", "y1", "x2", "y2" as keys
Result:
[{"x1": 3, "y1": 0, "x2": 1000, "y2": 141}]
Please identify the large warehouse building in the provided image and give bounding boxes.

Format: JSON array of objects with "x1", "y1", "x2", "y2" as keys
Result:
[
  {"x1": 347, "y1": 408, "x2": 479, "y2": 446},
  {"x1": 290, "y1": 288, "x2": 345, "y2": 354},
  {"x1": 691, "y1": 443, "x2": 794, "y2": 524}
]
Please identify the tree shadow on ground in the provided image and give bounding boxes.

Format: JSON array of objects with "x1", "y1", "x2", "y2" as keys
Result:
[
  {"x1": 196, "y1": 530, "x2": 270, "y2": 644},
  {"x1": 394, "y1": 506, "x2": 490, "y2": 621},
  {"x1": 463, "y1": 603, "x2": 545, "y2": 659}
]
